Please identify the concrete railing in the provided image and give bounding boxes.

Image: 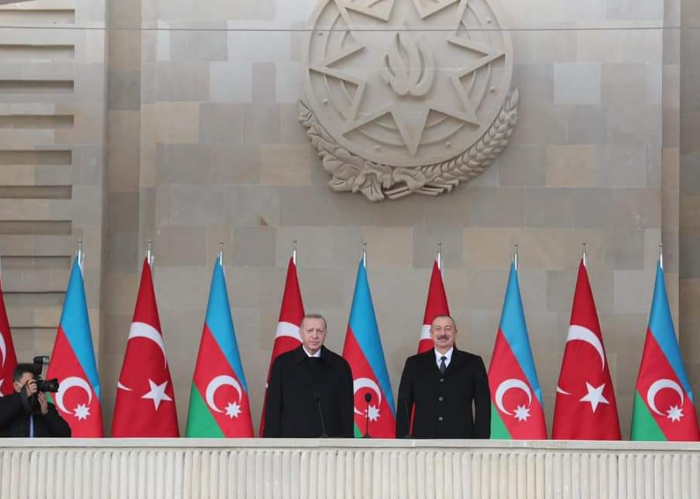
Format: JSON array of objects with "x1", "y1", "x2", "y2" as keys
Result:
[{"x1": 0, "y1": 439, "x2": 699, "y2": 498}]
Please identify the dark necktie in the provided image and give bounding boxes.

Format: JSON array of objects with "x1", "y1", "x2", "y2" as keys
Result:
[{"x1": 439, "y1": 356, "x2": 447, "y2": 375}]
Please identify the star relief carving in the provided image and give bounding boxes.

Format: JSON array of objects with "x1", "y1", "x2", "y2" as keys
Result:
[{"x1": 310, "y1": 0, "x2": 505, "y2": 159}]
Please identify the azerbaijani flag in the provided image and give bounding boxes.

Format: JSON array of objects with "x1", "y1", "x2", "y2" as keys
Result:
[
  {"x1": 186, "y1": 255, "x2": 254, "y2": 437},
  {"x1": 631, "y1": 261, "x2": 699, "y2": 441},
  {"x1": 342, "y1": 259, "x2": 396, "y2": 438},
  {"x1": 488, "y1": 262, "x2": 546, "y2": 439},
  {"x1": 47, "y1": 256, "x2": 103, "y2": 436}
]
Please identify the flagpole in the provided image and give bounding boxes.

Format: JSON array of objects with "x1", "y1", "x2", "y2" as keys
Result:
[
  {"x1": 146, "y1": 239, "x2": 154, "y2": 267},
  {"x1": 362, "y1": 242, "x2": 367, "y2": 269},
  {"x1": 292, "y1": 239, "x2": 297, "y2": 265},
  {"x1": 77, "y1": 238, "x2": 84, "y2": 273},
  {"x1": 659, "y1": 242, "x2": 663, "y2": 270},
  {"x1": 437, "y1": 242, "x2": 443, "y2": 277},
  {"x1": 582, "y1": 242, "x2": 587, "y2": 268},
  {"x1": 513, "y1": 243, "x2": 519, "y2": 272}
]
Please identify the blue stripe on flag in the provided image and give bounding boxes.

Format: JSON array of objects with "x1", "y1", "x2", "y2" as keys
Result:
[
  {"x1": 204, "y1": 257, "x2": 249, "y2": 393},
  {"x1": 348, "y1": 260, "x2": 396, "y2": 415},
  {"x1": 498, "y1": 263, "x2": 543, "y2": 405},
  {"x1": 648, "y1": 262, "x2": 693, "y2": 400},
  {"x1": 59, "y1": 260, "x2": 101, "y2": 399}
]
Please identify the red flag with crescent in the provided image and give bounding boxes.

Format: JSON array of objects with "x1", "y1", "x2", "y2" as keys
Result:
[
  {"x1": 0, "y1": 266, "x2": 18, "y2": 397},
  {"x1": 552, "y1": 260, "x2": 621, "y2": 439},
  {"x1": 111, "y1": 259, "x2": 179, "y2": 437},
  {"x1": 259, "y1": 257, "x2": 305, "y2": 435},
  {"x1": 417, "y1": 260, "x2": 450, "y2": 353}
]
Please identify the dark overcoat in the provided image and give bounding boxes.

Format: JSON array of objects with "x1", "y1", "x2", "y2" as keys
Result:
[
  {"x1": 263, "y1": 345, "x2": 354, "y2": 438},
  {"x1": 396, "y1": 348, "x2": 491, "y2": 439}
]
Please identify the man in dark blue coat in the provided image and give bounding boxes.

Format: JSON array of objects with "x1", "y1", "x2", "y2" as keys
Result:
[{"x1": 396, "y1": 315, "x2": 490, "y2": 439}]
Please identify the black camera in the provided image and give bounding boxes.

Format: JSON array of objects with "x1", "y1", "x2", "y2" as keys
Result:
[{"x1": 32, "y1": 356, "x2": 59, "y2": 393}]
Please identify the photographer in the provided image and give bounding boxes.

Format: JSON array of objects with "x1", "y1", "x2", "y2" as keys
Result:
[{"x1": 0, "y1": 364, "x2": 71, "y2": 438}]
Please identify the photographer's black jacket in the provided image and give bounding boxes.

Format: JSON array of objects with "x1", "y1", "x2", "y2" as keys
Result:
[{"x1": 0, "y1": 392, "x2": 71, "y2": 438}]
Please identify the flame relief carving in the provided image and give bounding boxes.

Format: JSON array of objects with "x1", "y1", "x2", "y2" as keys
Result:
[{"x1": 300, "y1": 0, "x2": 518, "y2": 201}]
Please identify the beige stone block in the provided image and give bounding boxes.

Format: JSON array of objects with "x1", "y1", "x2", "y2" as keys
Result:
[
  {"x1": 154, "y1": 266, "x2": 210, "y2": 312},
  {"x1": 577, "y1": 30, "x2": 621, "y2": 63},
  {"x1": 102, "y1": 272, "x2": 139, "y2": 315},
  {"x1": 412, "y1": 225, "x2": 464, "y2": 269},
  {"x1": 463, "y1": 228, "x2": 518, "y2": 269},
  {"x1": 154, "y1": 102, "x2": 199, "y2": 144},
  {"x1": 516, "y1": 228, "x2": 604, "y2": 271},
  {"x1": 210, "y1": 144, "x2": 260, "y2": 184},
  {"x1": 209, "y1": 61, "x2": 253, "y2": 103},
  {"x1": 612, "y1": 188, "x2": 662, "y2": 228},
  {"x1": 620, "y1": 30, "x2": 663, "y2": 64},
  {"x1": 275, "y1": 227, "x2": 363, "y2": 269},
  {"x1": 224, "y1": 185, "x2": 280, "y2": 226},
  {"x1": 464, "y1": 187, "x2": 525, "y2": 227},
  {"x1": 536, "y1": 30, "x2": 577, "y2": 63},
  {"x1": 601, "y1": 64, "x2": 650, "y2": 105},
  {"x1": 206, "y1": 224, "x2": 234, "y2": 266},
  {"x1": 509, "y1": 104, "x2": 569, "y2": 146},
  {"x1": 360, "y1": 227, "x2": 413, "y2": 268},
  {"x1": 614, "y1": 270, "x2": 654, "y2": 313},
  {"x1": 260, "y1": 144, "x2": 313, "y2": 186},
  {"x1": 154, "y1": 226, "x2": 208, "y2": 267},
  {"x1": 680, "y1": 195, "x2": 700, "y2": 229},
  {"x1": 232, "y1": 226, "x2": 276, "y2": 267},
  {"x1": 107, "y1": 110, "x2": 140, "y2": 192},
  {"x1": 252, "y1": 62, "x2": 276, "y2": 102},
  {"x1": 279, "y1": 185, "x2": 376, "y2": 227},
  {"x1": 546, "y1": 145, "x2": 597, "y2": 187}
]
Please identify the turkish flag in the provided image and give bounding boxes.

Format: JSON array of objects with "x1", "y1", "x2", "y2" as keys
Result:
[
  {"x1": 552, "y1": 260, "x2": 621, "y2": 440},
  {"x1": 111, "y1": 259, "x2": 179, "y2": 437},
  {"x1": 0, "y1": 268, "x2": 18, "y2": 397},
  {"x1": 258, "y1": 257, "x2": 304, "y2": 435},
  {"x1": 417, "y1": 260, "x2": 450, "y2": 353}
]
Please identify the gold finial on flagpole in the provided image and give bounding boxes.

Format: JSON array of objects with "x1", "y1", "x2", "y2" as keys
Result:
[
  {"x1": 659, "y1": 242, "x2": 663, "y2": 270},
  {"x1": 514, "y1": 243, "x2": 519, "y2": 272},
  {"x1": 292, "y1": 239, "x2": 297, "y2": 265},
  {"x1": 362, "y1": 242, "x2": 367, "y2": 268},
  {"x1": 582, "y1": 242, "x2": 587, "y2": 268},
  {"x1": 147, "y1": 239, "x2": 154, "y2": 266}
]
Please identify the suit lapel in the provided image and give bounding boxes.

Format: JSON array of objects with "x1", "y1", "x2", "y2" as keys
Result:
[
  {"x1": 444, "y1": 348, "x2": 467, "y2": 377},
  {"x1": 421, "y1": 350, "x2": 442, "y2": 376}
]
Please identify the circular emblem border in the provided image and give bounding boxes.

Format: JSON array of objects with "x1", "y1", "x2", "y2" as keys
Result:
[{"x1": 299, "y1": 0, "x2": 519, "y2": 201}]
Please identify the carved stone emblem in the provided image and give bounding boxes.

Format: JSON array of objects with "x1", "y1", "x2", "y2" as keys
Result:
[{"x1": 300, "y1": 0, "x2": 518, "y2": 201}]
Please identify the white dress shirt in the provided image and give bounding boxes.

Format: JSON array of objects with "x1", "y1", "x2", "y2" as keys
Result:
[
  {"x1": 303, "y1": 346, "x2": 322, "y2": 358},
  {"x1": 434, "y1": 347, "x2": 454, "y2": 370}
]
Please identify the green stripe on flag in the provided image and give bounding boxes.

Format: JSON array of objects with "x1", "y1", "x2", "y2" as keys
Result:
[
  {"x1": 630, "y1": 391, "x2": 666, "y2": 441},
  {"x1": 354, "y1": 423, "x2": 363, "y2": 438},
  {"x1": 490, "y1": 404, "x2": 512, "y2": 439},
  {"x1": 185, "y1": 385, "x2": 225, "y2": 438}
]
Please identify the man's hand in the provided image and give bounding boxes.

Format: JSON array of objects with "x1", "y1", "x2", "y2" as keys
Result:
[
  {"x1": 24, "y1": 379, "x2": 38, "y2": 398},
  {"x1": 37, "y1": 392, "x2": 49, "y2": 416}
]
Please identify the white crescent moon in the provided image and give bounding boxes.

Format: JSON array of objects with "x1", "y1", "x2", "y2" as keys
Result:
[
  {"x1": 646, "y1": 378, "x2": 685, "y2": 416},
  {"x1": 128, "y1": 322, "x2": 167, "y2": 368},
  {"x1": 205, "y1": 375, "x2": 242, "y2": 413},
  {"x1": 0, "y1": 332, "x2": 6, "y2": 367},
  {"x1": 353, "y1": 377, "x2": 382, "y2": 416},
  {"x1": 566, "y1": 325, "x2": 606, "y2": 371},
  {"x1": 117, "y1": 381, "x2": 133, "y2": 391},
  {"x1": 55, "y1": 376, "x2": 93, "y2": 414},
  {"x1": 495, "y1": 378, "x2": 532, "y2": 415}
]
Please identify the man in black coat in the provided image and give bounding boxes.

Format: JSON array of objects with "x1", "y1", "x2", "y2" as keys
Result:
[
  {"x1": 263, "y1": 314, "x2": 354, "y2": 438},
  {"x1": 0, "y1": 364, "x2": 71, "y2": 438},
  {"x1": 396, "y1": 315, "x2": 490, "y2": 439}
]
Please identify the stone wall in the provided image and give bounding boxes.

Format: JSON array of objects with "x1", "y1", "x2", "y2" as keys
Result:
[{"x1": 3, "y1": 0, "x2": 697, "y2": 437}]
